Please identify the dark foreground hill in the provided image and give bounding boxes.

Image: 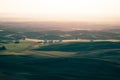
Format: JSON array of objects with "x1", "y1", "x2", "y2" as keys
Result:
[{"x1": 0, "y1": 55, "x2": 120, "y2": 80}]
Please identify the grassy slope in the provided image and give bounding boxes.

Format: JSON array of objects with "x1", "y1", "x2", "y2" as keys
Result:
[
  {"x1": 0, "y1": 42, "x2": 120, "y2": 80},
  {"x1": 0, "y1": 55, "x2": 120, "y2": 80},
  {"x1": 36, "y1": 42, "x2": 120, "y2": 63},
  {"x1": 36, "y1": 42, "x2": 120, "y2": 52}
]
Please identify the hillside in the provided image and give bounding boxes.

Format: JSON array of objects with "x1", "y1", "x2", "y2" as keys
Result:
[
  {"x1": 36, "y1": 42, "x2": 120, "y2": 52},
  {"x1": 0, "y1": 56, "x2": 120, "y2": 80},
  {"x1": 0, "y1": 41, "x2": 120, "y2": 80},
  {"x1": 35, "y1": 42, "x2": 120, "y2": 64}
]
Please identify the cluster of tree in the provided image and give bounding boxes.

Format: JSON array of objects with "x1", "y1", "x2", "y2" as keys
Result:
[
  {"x1": 0, "y1": 45, "x2": 7, "y2": 50},
  {"x1": 14, "y1": 40, "x2": 20, "y2": 44},
  {"x1": 38, "y1": 40, "x2": 63, "y2": 44}
]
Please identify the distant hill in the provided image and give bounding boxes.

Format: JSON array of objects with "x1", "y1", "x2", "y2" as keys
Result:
[
  {"x1": 0, "y1": 22, "x2": 120, "y2": 40},
  {"x1": 0, "y1": 21, "x2": 120, "y2": 31}
]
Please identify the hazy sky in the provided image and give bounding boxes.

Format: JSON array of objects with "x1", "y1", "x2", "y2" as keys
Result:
[{"x1": 0, "y1": 0, "x2": 120, "y2": 22}]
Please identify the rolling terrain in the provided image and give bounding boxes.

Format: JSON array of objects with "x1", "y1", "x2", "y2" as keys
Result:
[
  {"x1": 0, "y1": 22, "x2": 120, "y2": 40},
  {"x1": 0, "y1": 41, "x2": 120, "y2": 80},
  {"x1": 0, "y1": 22, "x2": 120, "y2": 80},
  {"x1": 0, "y1": 56, "x2": 120, "y2": 80}
]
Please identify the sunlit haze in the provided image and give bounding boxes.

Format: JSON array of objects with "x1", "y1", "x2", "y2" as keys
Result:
[{"x1": 0, "y1": 0, "x2": 120, "y2": 23}]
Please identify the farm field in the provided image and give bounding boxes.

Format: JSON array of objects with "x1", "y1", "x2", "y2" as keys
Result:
[{"x1": 0, "y1": 40, "x2": 120, "y2": 80}]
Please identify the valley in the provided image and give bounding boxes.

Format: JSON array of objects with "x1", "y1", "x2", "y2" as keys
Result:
[{"x1": 0, "y1": 22, "x2": 120, "y2": 80}]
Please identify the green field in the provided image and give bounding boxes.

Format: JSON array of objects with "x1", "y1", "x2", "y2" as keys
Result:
[{"x1": 0, "y1": 41, "x2": 120, "y2": 80}]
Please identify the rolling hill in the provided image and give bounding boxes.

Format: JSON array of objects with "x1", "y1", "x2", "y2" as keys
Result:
[{"x1": 0, "y1": 55, "x2": 120, "y2": 80}]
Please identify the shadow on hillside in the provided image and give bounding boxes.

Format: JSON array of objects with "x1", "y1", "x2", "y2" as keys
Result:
[
  {"x1": 0, "y1": 55, "x2": 120, "y2": 80},
  {"x1": 35, "y1": 42, "x2": 120, "y2": 52}
]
